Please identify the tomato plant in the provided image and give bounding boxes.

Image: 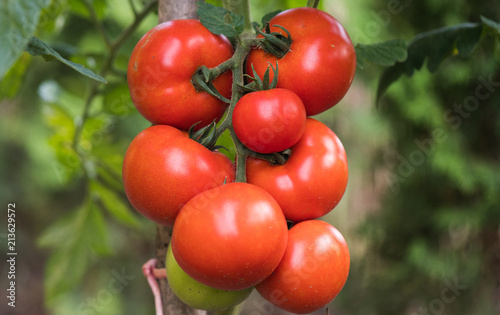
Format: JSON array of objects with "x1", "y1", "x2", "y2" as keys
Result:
[
  {"x1": 122, "y1": 125, "x2": 235, "y2": 226},
  {"x1": 127, "y1": 19, "x2": 233, "y2": 130},
  {"x1": 123, "y1": 2, "x2": 353, "y2": 314},
  {"x1": 171, "y1": 182, "x2": 288, "y2": 291},
  {"x1": 245, "y1": 7, "x2": 357, "y2": 116},
  {"x1": 256, "y1": 220, "x2": 350, "y2": 314},
  {"x1": 166, "y1": 244, "x2": 253, "y2": 311},
  {"x1": 246, "y1": 118, "x2": 348, "y2": 222},
  {"x1": 233, "y1": 88, "x2": 306, "y2": 153}
]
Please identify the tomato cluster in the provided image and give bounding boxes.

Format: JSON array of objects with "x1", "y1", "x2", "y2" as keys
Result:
[{"x1": 124, "y1": 6, "x2": 354, "y2": 314}]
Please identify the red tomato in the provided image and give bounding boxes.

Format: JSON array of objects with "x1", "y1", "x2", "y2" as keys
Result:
[
  {"x1": 246, "y1": 8, "x2": 356, "y2": 116},
  {"x1": 171, "y1": 182, "x2": 288, "y2": 291},
  {"x1": 127, "y1": 19, "x2": 233, "y2": 130},
  {"x1": 256, "y1": 220, "x2": 350, "y2": 314},
  {"x1": 232, "y1": 88, "x2": 306, "y2": 153},
  {"x1": 246, "y1": 118, "x2": 348, "y2": 222},
  {"x1": 122, "y1": 125, "x2": 235, "y2": 226}
]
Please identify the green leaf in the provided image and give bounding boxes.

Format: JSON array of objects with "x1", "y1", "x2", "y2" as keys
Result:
[
  {"x1": 0, "y1": 0, "x2": 50, "y2": 79},
  {"x1": 41, "y1": 197, "x2": 112, "y2": 304},
  {"x1": 261, "y1": 10, "x2": 282, "y2": 26},
  {"x1": 67, "y1": 0, "x2": 107, "y2": 19},
  {"x1": 355, "y1": 39, "x2": 407, "y2": 69},
  {"x1": 480, "y1": 16, "x2": 500, "y2": 34},
  {"x1": 25, "y1": 36, "x2": 107, "y2": 83},
  {"x1": 45, "y1": 236, "x2": 89, "y2": 305},
  {"x1": 86, "y1": 202, "x2": 112, "y2": 255},
  {"x1": 37, "y1": 213, "x2": 76, "y2": 248},
  {"x1": 90, "y1": 180, "x2": 141, "y2": 228},
  {"x1": 215, "y1": 129, "x2": 236, "y2": 161},
  {"x1": 481, "y1": 16, "x2": 500, "y2": 57},
  {"x1": 376, "y1": 21, "x2": 489, "y2": 102},
  {"x1": 0, "y1": 54, "x2": 31, "y2": 100},
  {"x1": 197, "y1": 2, "x2": 245, "y2": 38}
]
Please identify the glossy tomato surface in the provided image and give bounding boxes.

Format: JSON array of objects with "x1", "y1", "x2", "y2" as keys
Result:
[
  {"x1": 256, "y1": 220, "x2": 350, "y2": 314},
  {"x1": 127, "y1": 19, "x2": 233, "y2": 130},
  {"x1": 166, "y1": 244, "x2": 253, "y2": 311},
  {"x1": 246, "y1": 8, "x2": 356, "y2": 116},
  {"x1": 171, "y1": 182, "x2": 288, "y2": 291},
  {"x1": 122, "y1": 125, "x2": 235, "y2": 226},
  {"x1": 246, "y1": 118, "x2": 348, "y2": 222},
  {"x1": 233, "y1": 88, "x2": 306, "y2": 153}
]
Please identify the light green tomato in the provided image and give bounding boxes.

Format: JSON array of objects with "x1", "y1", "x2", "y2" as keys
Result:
[{"x1": 166, "y1": 244, "x2": 253, "y2": 311}]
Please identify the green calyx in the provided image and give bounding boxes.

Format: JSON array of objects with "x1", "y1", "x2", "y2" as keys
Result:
[
  {"x1": 241, "y1": 62, "x2": 279, "y2": 92},
  {"x1": 189, "y1": 121, "x2": 227, "y2": 152},
  {"x1": 191, "y1": 65, "x2": 231, "y2": 104},
  {"x1": 255, "y1": 23, "x2": 292, "y2": 58}
]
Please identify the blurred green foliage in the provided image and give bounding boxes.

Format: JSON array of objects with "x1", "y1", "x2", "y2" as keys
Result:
[
  {"x1": 1, "y1": 0, "x2": 499, "y2": 315},
  {"x1": 332, "y1": 1, "x2": 500, "y2": 315}
]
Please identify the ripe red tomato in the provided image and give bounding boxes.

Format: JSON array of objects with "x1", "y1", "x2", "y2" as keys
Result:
[
  {"x1": 122, "y1": 125, "x2": 235, "y2": 226},
  {"x1": 171, "y1": 182, "x2": 288, "y2": 291},
  {"x1": 232, "y1": 88, "x2": 306, "y2": 153},
  {"x1": 127, "y1": 19, "x2": 233, "y2": 130},
  {"x1": 246, "y1": 118, "x2": 348, "y2": 222},
  {"x1": 256, "y1": 220, "x2": 350, "y2": 314},
  {"x1": 246, "y1": 8, "x2": 356, "y2": 116}
]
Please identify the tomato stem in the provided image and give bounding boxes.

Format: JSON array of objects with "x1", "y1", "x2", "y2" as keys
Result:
[
  {"x1": 307, "y1": 0, "x2": 321, "y2": 8},
  {"x1": 197, "y1": 32, "x2": 289, "y2": 180},
  {"x1": 223, "y1": 0, "x2": 253, "y2": 32}
]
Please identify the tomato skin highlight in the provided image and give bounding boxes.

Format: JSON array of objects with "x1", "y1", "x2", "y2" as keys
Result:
[
  {"x1": 246, "y1": 118, "x2": 348, "y2": 222},
  {"x1": 246, "y1": 7, "x2": 356, "y2": 116},
  {"x1": 171, "y1": 182, "x2": 288, "y2": 291},
  {"x1": 233, "y1": 88, "x2": 306, "y2": 153},
  {"x1": 127, "y1": 19, "x2": 233, "y2": 130},
  {"x1": 122, "y1": 125, "x2": 235, "y2": 226},
  {"x1": 256, "y1": 220, "x2": 350, "y2": 314}
]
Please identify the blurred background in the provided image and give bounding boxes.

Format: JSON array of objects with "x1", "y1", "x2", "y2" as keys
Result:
[{"x1": 1, "y1": 0, "x2": 499, "y2": 314}]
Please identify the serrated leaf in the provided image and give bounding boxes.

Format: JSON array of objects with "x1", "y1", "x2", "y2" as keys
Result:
[
  {"x1": 376, "y1": 21, "x2": 490, "y2": 102},
  {"x1": 355, "y1": 39, "x2": 407, "y2": 69},
  {"x1": 197, "y1": 2, "x2": 244, "y2": 37},
  {"x1": 90, "y1": 180, "x2": 141, "y2": 228},
  {"x1": 0, "y1": 0, "x2": 50, "y2": 79},
  {"x1": 25, "y1": 36, "x2": 107, "y2": 83}
]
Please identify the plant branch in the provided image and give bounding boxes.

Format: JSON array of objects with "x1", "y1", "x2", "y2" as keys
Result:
[
  {"x1": 81, "y1": 0, "x2": 112, "y2": 48},
  {"x1": 128, "y1": 0, "x2": 138, "y2": 17},
  {"x1": 72, "y1": 0, "x2": 157, "y2": 151}
]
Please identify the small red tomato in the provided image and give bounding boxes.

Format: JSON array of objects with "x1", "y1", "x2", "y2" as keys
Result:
[
  {"x1": 246, "y1": 8, "x2": 356, "y2": 115},
  {"x1": 256, "y1": 220, "x2": 350, "y2": 314},
  {"x1": 127, "y1": 19, "x2": 233, "y2": 130},
  {"x1": 122, "y1": 125, "x2": 235, "y2": 226},
  {"x1": 171, "y1": 182, "x2": 288, "y2": 291},
  {"x1": 246, "y1": 118, "x2": 348, "y2": 222},
  {"x1": 233, "y1": 88, "x2": 306, "y2": 153}
]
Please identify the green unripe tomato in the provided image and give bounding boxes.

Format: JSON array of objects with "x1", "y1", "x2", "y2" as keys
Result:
[{"x1": 166, "y1": 244, "x2": 253, "y2": 311}]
